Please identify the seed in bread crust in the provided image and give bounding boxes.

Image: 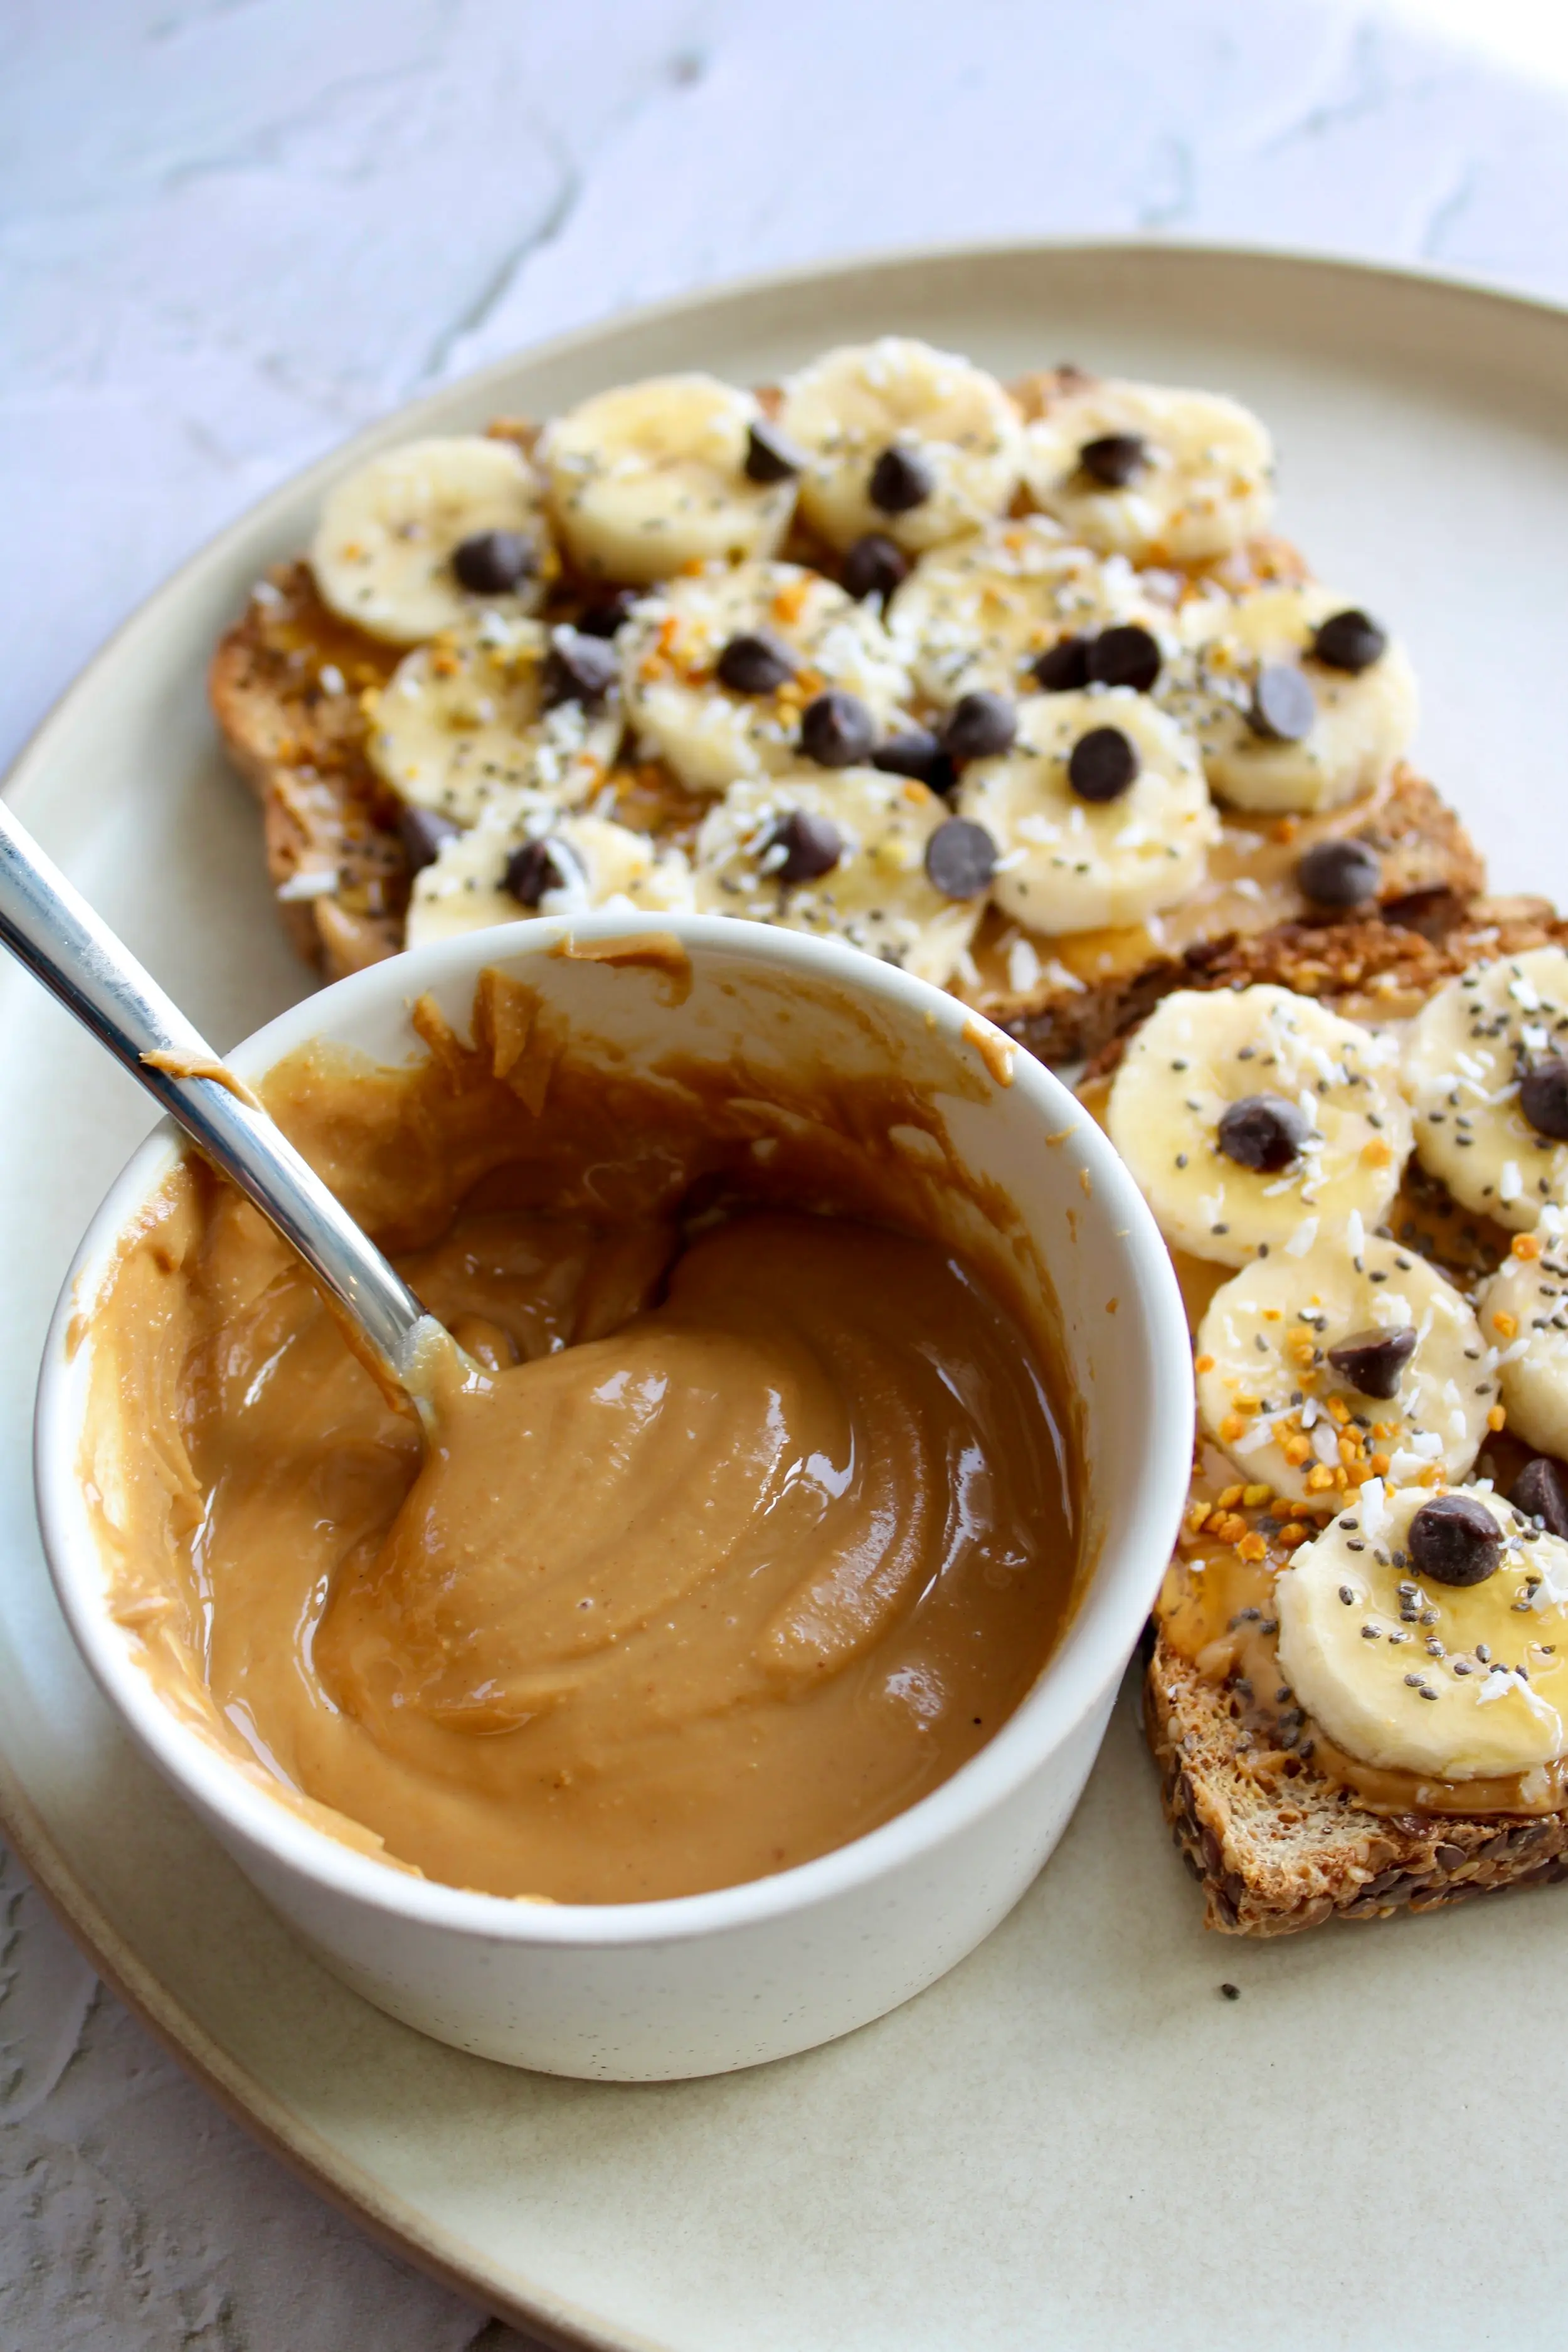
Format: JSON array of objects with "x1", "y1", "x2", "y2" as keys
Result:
[
  {"x1": 1067, "y1": 725, "x2": 1139, "y2": 803},
  {"x1": 941, "y1": 691, "x2": 1017, "y2": 761},
  {"x1": 1297, "y1": 836, "x2": 1381, "y2": 909},
  {"x1": 1519, "y1": 1057, "x2": 1568, "y2": 1142},
  {"x1": 717, "y1": 630, "x2": 798, "y2": 695},
  {"x1": 1407, "y1": 1493, "x2": 1503, "y2": 1587},
  {"x1": 1248, "y1": 662, "x2": 1316, "y2": 743},
  {"x1": 1078, "y1": 432, "x2": 1149, "y2": 487},
  {"x1": 1511, "y1": 1454, "x2": 1568, "y2": 1539},
  {"x1": 924, "y1": 817, "x2": 998, "y2": 900},
  {"x1": 452, "y1": 529, "x2": 534, "y2": 593},
  {"x1": 1311, "y1": 607, "x2": 1387, "y2": 674},
  {"x1": 800, "y1": 690, "x2": 875, "y2": 769},
  {"x1": 1325, "y1": 1326, "x2": 1417, "y2": 1400},
  {"x1": 1086, "y1": 622, "x2": 1162, "y2": 693},
  {"x1": 842, "y1": 532, "x2": 908, "y2": 602},
  {"x1": 1216, "y1": 1093, "x2": 1312, "y2": 1174},
  {"x1": 868, "y1": 443, "x2": 935, "y2": 514},
  {"x1": 768, "y1": 809, "x2": 842, "y2": 884}
]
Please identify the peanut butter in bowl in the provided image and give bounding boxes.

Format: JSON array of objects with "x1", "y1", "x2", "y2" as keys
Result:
[{"x1": 82, "y1": 960, "x2": 1082, "y2": 1907}]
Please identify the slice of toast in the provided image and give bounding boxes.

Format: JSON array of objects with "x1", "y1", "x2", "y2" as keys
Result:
[
  {"x1": 208, "y1": 396, "x2": 1486, "y2": 1022},
  {"x1": 1084, "y1": 897, "x2": 1568, "y2": 1935}
]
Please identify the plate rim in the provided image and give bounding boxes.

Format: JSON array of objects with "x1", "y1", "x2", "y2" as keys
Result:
[{"x1": 5, "y1": 233, "x2": 1568, "y2": 2349}]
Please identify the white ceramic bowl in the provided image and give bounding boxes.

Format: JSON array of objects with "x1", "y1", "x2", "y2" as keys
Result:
[{"x1": 34, "y1": 912, "x2": 1190, "y2": 2082}]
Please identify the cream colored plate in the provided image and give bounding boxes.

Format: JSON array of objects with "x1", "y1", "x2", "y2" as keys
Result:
[{"x1": 6, "y1": 245, "x2": 1568, "y2": 2351}]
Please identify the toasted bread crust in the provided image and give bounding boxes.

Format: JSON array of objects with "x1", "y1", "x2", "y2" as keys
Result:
[{"x1": 1145, "y1": 1634, "x2": 1568, "y2": 1934}]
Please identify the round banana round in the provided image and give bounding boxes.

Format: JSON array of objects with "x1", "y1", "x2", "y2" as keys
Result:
[
  {"x1": 1479, "y1": 1216, "x2": 1568, "y2": 1457},
  {"x1": 539, "y1": 374, "x2": 797, "y2": 586},
  {"x1": 368, "y1": 618, "x2": 622, "y2": 825},
  {"x1": 1106, "y1": 983, "x2": 1413, "y2": 1268},
  {"x1": 1019, "y1": 376, "x2": 1273, "y2": 563},
  {"x1": 407, "y1": 809, "x2": 695, "y2": 948},
  {"x1": 888, "y1": 517, "x2": 1162, "y2": 705},
  {"x1": 1167, "y1": 582, "x2": 1417, "y2": 814},
  {"x1": 1405, "y1": 950, "x2": 1568, "y2": 1231},
  {"x1": 1277, "y1": 1482, "x2": 1568, "y2": 1779},
  {"x1": 956, "y1": 689, "x2": 1216, "y2": 935},
  {"x1": 778, "y1": 338, "x2": 1023, "y2": 556},
  {"x1": 691, "y1": 768, "x2": 984, "y2": 986},
  {"x1": 619, "y1": 561, "x2": 911, "y2": 794},
  {"x1": 1196, "y1": 1235, "x2": 1491, "y2": 1504},
  {"x1": 310, "y1": 437, "x2": 550, "y2": 645}
]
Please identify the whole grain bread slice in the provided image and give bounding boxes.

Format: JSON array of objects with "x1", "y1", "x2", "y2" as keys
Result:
[
  {"x1": 1099, "y1": 896, "x2": 1568, "y2": 1935},
  {"x1": 206, "y1": 398, "x2": 1485, "y2": 1035}
]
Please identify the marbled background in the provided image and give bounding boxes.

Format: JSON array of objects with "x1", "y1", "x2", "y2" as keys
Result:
[{"x1": 4, "y1": 1, "x2": 1567, "y2": 2341}]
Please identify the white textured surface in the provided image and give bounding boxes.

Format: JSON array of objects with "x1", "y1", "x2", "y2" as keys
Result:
[{"x1": 3, "y1": 2, "x2": 1567, "y2": 2343}]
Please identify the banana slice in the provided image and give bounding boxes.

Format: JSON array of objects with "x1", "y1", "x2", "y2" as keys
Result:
[
  {"x1": 1406, "y1": 950, "x2": 1568, "y2": 1232},
  {"x1": 310, "y1": 437, "x2": 549, "y2": 644},
  {"x1": 1196, "y1": 1235, "x2": 1490, "y2": 1504},
  {"x1": 368, "y1": 618, "x2": 622, "y2": 825},
  {"x1": 1479, "y1": 1216, "x2": 1568, "y2": 1456},
  {"x1": 955, "y1": 689, "x2": 1215, "y2": 935},
  {"x1": 1106, "y1": 984, "x2": 1412, "y2": 1268},
  {"x1": 1168, "y1": 583, "x2": 1417, "y2": 813},
  {"x1": 406, "y1": 807, "x2": 695, "y2": 948},
  {"x1": 619, "y1": 561, "x2": 911, "y2": 795},
  {"x1": 538, "y1": 374, "x2": 796, "y2": 586},
  {"x1": 1277, "y1": 1482, "x2": 1568, "y2": 1778},
  {"x1": 1019, "y1": 376, "x2": 1273, "y2": 563},
  {"x1": 691, "y1": 768, "x2": 985, "y2": 986},
  {"x1": 778, "y1": 339, "x2": 1023, "y2": 556},
  {"x1": 888, "y1": 517, "x2": 1163, "y2": 704}
]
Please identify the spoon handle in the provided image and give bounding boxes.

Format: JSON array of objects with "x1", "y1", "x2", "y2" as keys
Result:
[{"x1": 0, "y1": 799, "x2": 433, "y2": 1399}]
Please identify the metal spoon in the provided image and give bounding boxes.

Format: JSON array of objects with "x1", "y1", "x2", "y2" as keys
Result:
[{"x1": 0, "y1": 800, "x2": 447, "y2": 1419}]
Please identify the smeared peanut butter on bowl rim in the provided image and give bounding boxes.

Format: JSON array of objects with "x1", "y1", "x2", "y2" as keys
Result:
[{"x1": 80, "y1": 965, "x2": 1084, "y2": 1905}]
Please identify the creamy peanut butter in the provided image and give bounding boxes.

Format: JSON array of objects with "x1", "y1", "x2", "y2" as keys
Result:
[{"x1": 84, "y1": 972, "x2": 1079, "y2": 1903}]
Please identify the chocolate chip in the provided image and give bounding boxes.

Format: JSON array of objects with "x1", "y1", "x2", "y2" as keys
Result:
[
  {"x1": 800, "y1": 690, "x2": 875, "y2": 769},
  {"x1": 575, "y1": 587, "x2": 640, "y2": 638},
  {"x1": 1216, "y1": 1093, "x2": 1312, "y2": 1174},
  {"x1": 1067, "y1": 725, "x2": 1140, "y2": 803},
  {"x1": 1296, "y1": 837, "x2": 1382, "y2": 909},
  {"x1": 1312, "y1": 608, "x2": 1387, "y2": 674},
  {"x1": 872, "y1": 727, "x2": 956, "y2": 795},
  {"x1": 1511, "y1": 1454, "x2": 1568, "y2": 1540},
  {"x1": 1248, "y1": 663, "x2": 1316, "y2": 743},
  {"x1": 398, "y1": 805, "x2": 460, "y2": 874},
  {"x1": 543, "y1": 627, "x2": 620, "y2": 710},
  {"x1": 767, "y1": 809, "x2": 842, "y2": 884},
  {"x1": 869, "y1": 443, "x2": 935, "y2": 514},
  {"x1": 940, "y1": 691, "x2": 1017, "y2": 761},
  {"x1": 842, "y1": 533, "x2": 909, "y2": 603},
  {"x1": 1032, "y1": 635, "x2": 1092, "y2": 692},
  {"x1": 924, "y1": 817, "x2": 998, "y2": 900},
  {"x1": 504, "y1": 838, "x2": 569, "y2": 908},
  {"x1": 1326, "y1": 1325, "x2": 1417, "y2": 1401},
  {"x1": 1408, "y1": 1493, "x2": 1503, "y2": 1587},
  {"x1": 452, "y1": 529, "x2": 534, "y2": 594},
  {"x1": 744, "y1": 418, "x2": 807, "y2": 484},
  {"x1": 716, "y1": 629, "x2": 797, "y2": 694},
  {"x1": 1520, "y1": 1057, "x2": 1568, "y2": 1142},
  {"x1": 1079, "y1": 432, "x2": 1150, "y2": 487},
  {"x1": 1086, "y1": 622, "x2": 1162, "y2": 693}
]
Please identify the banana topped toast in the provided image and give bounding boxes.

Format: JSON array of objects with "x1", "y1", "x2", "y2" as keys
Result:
[
  {"x1": 209, "y1": 342, "x2": 1479, "y2": 1054},
  {"x1": 1079, "y1": 901, "x2": 1568, "y2": 1933}
]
